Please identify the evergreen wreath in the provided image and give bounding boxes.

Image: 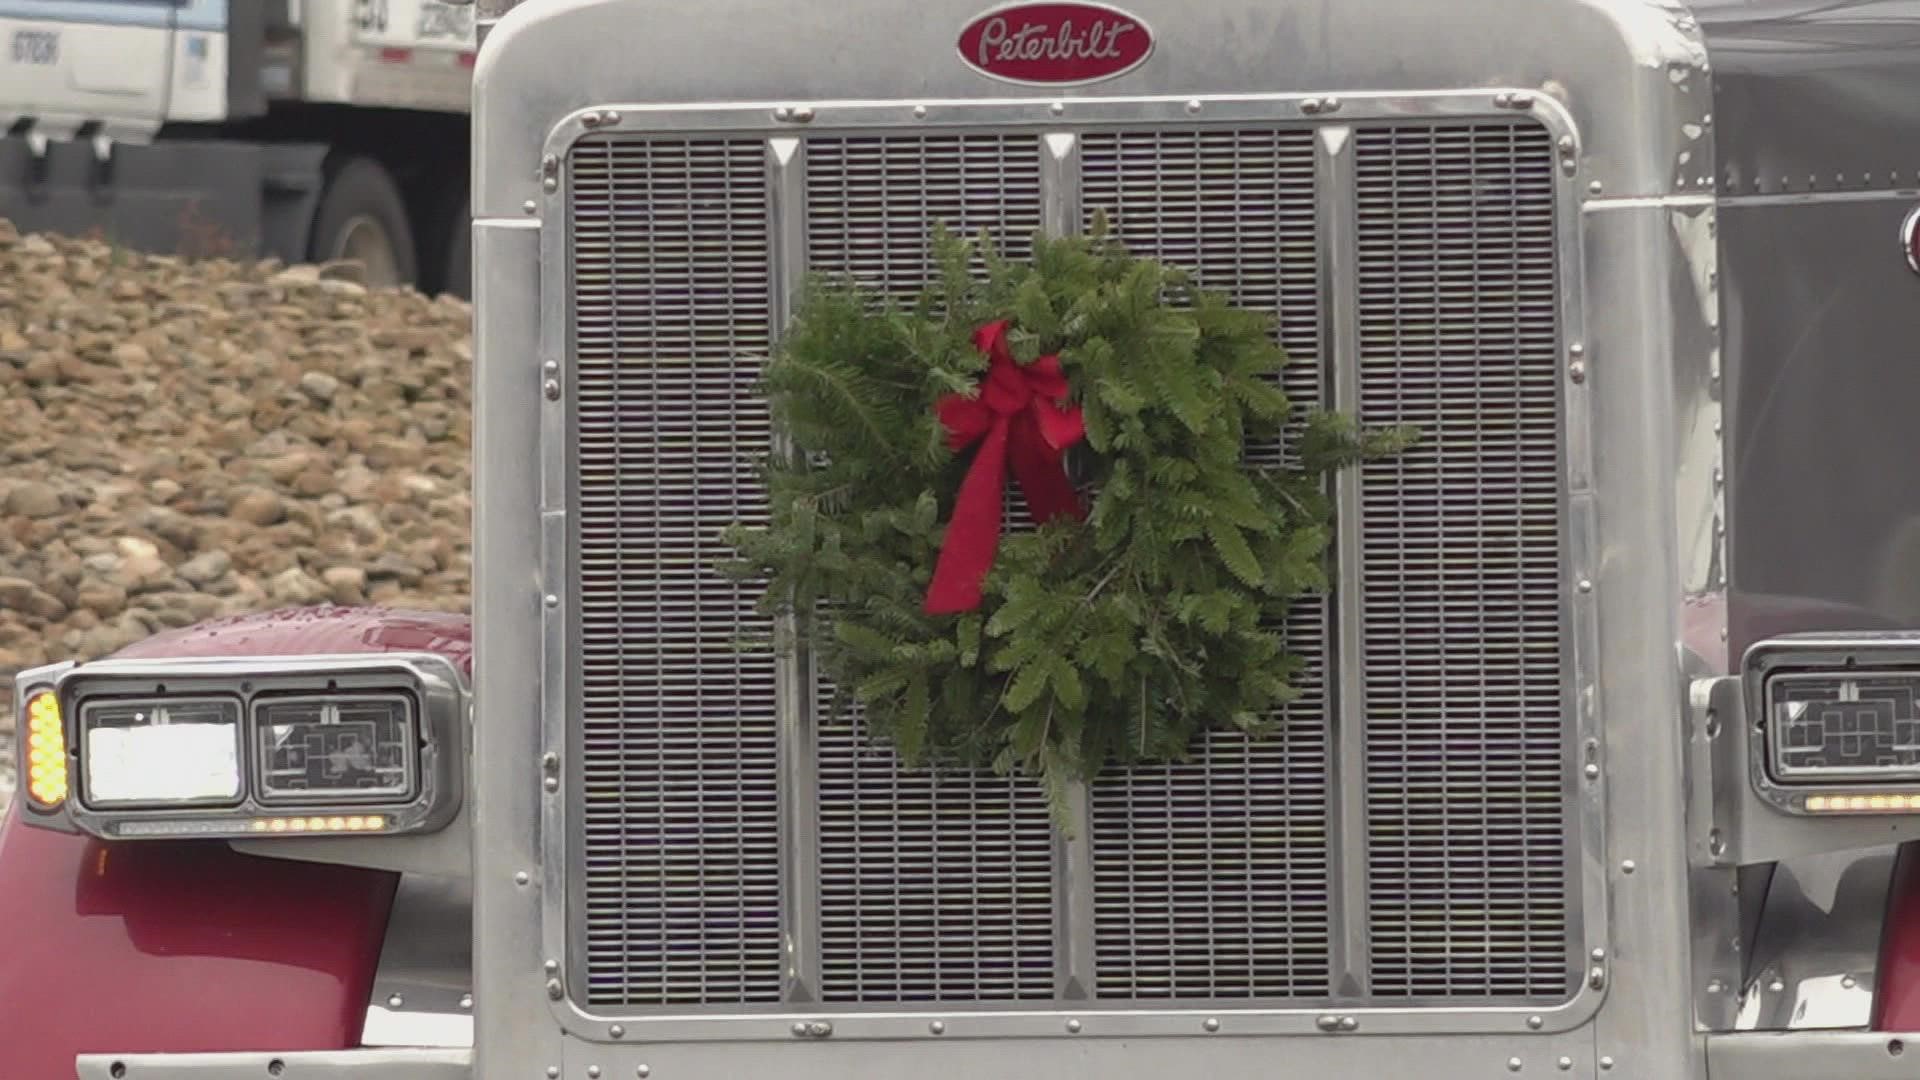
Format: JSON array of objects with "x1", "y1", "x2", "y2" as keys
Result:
[{"x1": 723, "y1": 225, "x2": 1410, "y2": 822}]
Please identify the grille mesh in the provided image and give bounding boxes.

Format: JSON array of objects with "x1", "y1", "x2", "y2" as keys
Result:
[
  {"x1": 806, "y1": 135, "x2": 1058, "y2": 1003},
  {"x1": 1353, "y1": 121, "x2": 1570, "y2": 999},
  {"x1": 1079, "y1": 129, "x2": 1333, "y2": 1000},
  {"x1": 569, "y1": 137, "x2": 784, "y2": 1007}
]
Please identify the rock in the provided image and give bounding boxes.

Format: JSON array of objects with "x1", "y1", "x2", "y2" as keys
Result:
[
  {"x1": 268, "y1": 567, "x2": 331, "y2": 605},
  {"x1": 230, "y1": 489, "x2": 285, "y2": 527},
  {"x1": 5, "y1": 481, "x2": 60, "y2": 519},
  {"x1": 322, "y1": 566, "x2": 368, "y2": 604},
  {"x1": 299, "y1": 370, "x2": 341, "y2": 403},
  {"x1": 76, "y1": 581, "x2": 127, "y2": 618},
  {"x1": 0, "y1": 577, "x2": 65, "y2": 619},
  {"x1": 177, "y1": 549, "x2": 233, "y2": 586}
]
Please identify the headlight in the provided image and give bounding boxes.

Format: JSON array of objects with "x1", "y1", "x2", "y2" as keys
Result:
[
  {"x1": 1748, "y1": 636, "x2": 1920, "y2": 815},
  {"x1": 9, "y1": 654, "x2": 463, "y2": 841},
  {"x1": 81, "y1": 697, "x2": 244, "y2": 806}
]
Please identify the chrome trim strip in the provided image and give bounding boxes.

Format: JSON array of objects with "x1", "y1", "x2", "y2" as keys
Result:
[
  {"x1": 73, "y1": 1048, "x2": 472, "y2": 1080},
  {"x1": 537, "y1": 89, "x2": 1603, "y2": 1039},
  {"x1": 1315, "y1": 121, "x2": 1370, "y2": 1000}
]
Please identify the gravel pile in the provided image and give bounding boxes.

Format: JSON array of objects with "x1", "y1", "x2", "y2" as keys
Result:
[{"x1": 0, "y1": 220, "x2": 473, "y2": 809}]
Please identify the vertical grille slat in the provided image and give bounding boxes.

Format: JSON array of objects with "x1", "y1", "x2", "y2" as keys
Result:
[
  {"x1": 806, "y1": 134, "x2": 1058, "y2": 1003},
  {"x1": 1079, "y1": 128, "x2": 1333, "y2": 1001},
  {"x1": 1354, "y1": 121, "x2": 1570, "y2": 1000},
  {"x1": 570, "y1": 136, "x2": 784, "y2": 1008}
]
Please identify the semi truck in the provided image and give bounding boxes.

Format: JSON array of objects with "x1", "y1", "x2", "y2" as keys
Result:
[
  {"x1": 12, "y1": 0, "x2": 1920, "y2": 1077},
  {"x1": 0, "y1": 0, "x2": 479, "y2": 295}
]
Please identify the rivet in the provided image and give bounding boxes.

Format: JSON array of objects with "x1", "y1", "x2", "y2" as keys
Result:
[
  {"x1": 1316, "y1": 1015, "x2": 1341, "y2": 1031},
  {"x1": 581, "y1": 112, "x2": 600, "y2": 128},
  {"x1": 1769, "y1": 978, "x2": 1785, "y2": 992},
  {"x1": 1050, "y1": 102, "x2": 1066, "y2": 116},
  {"x1": 913, "y1": 105, "x2": 928, "y2": 119},
  {"x1": 1558, "y1": 1058, "x2": 1574, "y2": 1071},
  {"x1": 543, "y1": 753, "x2": 559, "y2": 770},
  {"x1": 773, "y1": 107, "x2": 793, "y2": 121},
  {"x1": 1511, "y1": 92, "x2": 1534, "y2": 107},
  {"x1": 929, "y1": 1021, "x2": 946, "y2": 1035},
  {"x1": 1588, "y1": 180, "x2": 1603, "y2": 194},
  {"x1": 1301, "y1": 97, "x2": 1324, "y2": 114},
  {"x1": 542, "y1": 176, "x2": 558, "y2": 192},
  {"x1": 548, "y1": 1068, "x2": 560, "y2": 1079},
  {"x1": 544, "y1": 359, "x2": 560, "y2": 374},
  {"x1": 1558, "y1": 135, "x2": 1575, "y2": 152},
  {"x1": 1066, "y1": 1019, "x2": 1082, "y2": 1034},
  {"x1": 545, "y1": 594, "x2": 560, "y2": 608},
  {"x1": 808, "y1": 1021, "x2": 832, "y2": 1038},
  {"x1": 1569, "y1": 361, "x2": 1586, "y2": 383},
  {"x1": 1590, "y1": 965, "x2": 1608, "y2": 990},
  {"x1": 599, "y1": 110, "x2": 621, "y2": 126},
  {"x1": 387, "y1": 993, "x2": 404, "y2": 1008},
  {"x1": 610, "y1": 1025, "x2": 625, "y2": 1039},
  {"x1": 1592, "y1": 948, "x2": 1607, "y2": 961},
  {"x1": 1186, "y1": 99, "x2": 1203, "y2": 114},
  {"x1": 1508, "y1": 1058, "x2": 1523, "y2": 1073},
  {"x1": 460, "y1": 994, "x2": 474, "y2": 1010},
  {"x1": 1338, "y1": 1017, "x2": 1359, "y2": 1032},
  {"x1": 1843, "y1": 975, "x2": 1858, "y2": 989},
  {"x1": 637, "y1": 1068, "x2": 651, "y2": 1079},
  {"x1": 545, "y1": 979, "x2": 563, "y2": 999},
  {"x1": 1527, "y1": 1015, "x2": 1544, "y2": 1030},
  {"x1": 1709, "y1": 829, "x2": 1725, "y2": 856},
  {"x1": 515, "y1": 871, "x2": 530, "y2": 886},
  {"x1": 1707, "y1": 978, "x2": 1725, "y2": 993},
  {"x1": 1577, "y1": 579, "x2": 1593, "y2": 593},
  {"x1": 1600, "y1": 1058, "x2": 1615, "y2": 1071},
  {"x1": 1204, "y1": 1017, "x2": 1220, "y2": 1032},
  {"x1": 1322, "y1": 96, "x2": 1341, "y2": 112},
  {"x1": 1493, "y1": 92, "x2": 1513, "y2": 108},
  {"x1": 544, "y1": 379, "x2": 562, "y2": 400},
  {"x1": 589, "y1": 1068, "x2": 603, "y2": 1079},
  {"x1": 522, "y1": 200, "x2": 537, "y2": 215},
  {"x1": 1569, "y1": 342, "x2": 1586, "y2": 357},
  {"x1": 544, "y1": 776, "x2": 560, "y2": 792},
  {"x1": 791, "y1": 1023, "x2": 808, "y2": 1037},
  {"x1": 545, "y1": 959, "x2": 560, "y2": 975},
  {"x1": 791, "y1": 106, "x2": 815, "y2": 123},
  {"x1": 541, "y1": 154, "x2": 558, "y2": 174},
  {"x1": 1584, "y1": 763, "x2": 1601, "y2": 779}
]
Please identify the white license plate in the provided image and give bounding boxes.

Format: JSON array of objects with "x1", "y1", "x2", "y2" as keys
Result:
[{"x1": 86, "y1": 723, "x2": 242, "y2": 804}]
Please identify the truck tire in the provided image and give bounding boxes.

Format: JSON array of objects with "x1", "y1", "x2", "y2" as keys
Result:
[{"x1": 308, "y1": 156, "x2": 418, "y2": 289}]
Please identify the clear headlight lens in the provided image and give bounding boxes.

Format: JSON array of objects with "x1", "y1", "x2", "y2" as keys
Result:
[
  {"x1": 81, "y1": 698, "x2": 243, "y2": 806},
  {"x1": 254, "y1": 695, "x2": 416, "y2": 803},
  {"x1": 1769, "y1": 672, "x2": 1920, "y2": 782}
]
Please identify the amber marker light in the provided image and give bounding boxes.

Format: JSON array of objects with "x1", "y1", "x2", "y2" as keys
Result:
[{"x1": 24, "y1": 689, "x2": 69, "y2": 808}]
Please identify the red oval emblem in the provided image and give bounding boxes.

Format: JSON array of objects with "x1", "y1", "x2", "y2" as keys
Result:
[{"x1": 957, "y1": 2, "x2": 1154, "y2": 86}]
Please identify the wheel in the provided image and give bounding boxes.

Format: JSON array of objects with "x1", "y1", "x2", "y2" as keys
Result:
[
  {"x1": 308, "y1": 156, "x2": 418, "y2": 289},
  {"x1": 438, "y1": 192, "x2": 471, "y2": 299}
]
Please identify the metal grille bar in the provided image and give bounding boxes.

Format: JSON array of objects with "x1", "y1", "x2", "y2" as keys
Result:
[
  {"x1": 1352, "y1": 121, "x2": 1571, "y2": 1000},
  {"x1": 569, "y1": 136, "x2": 784, "y2": 1007},
  {"x1": 1079, "y1": 128, "x2": 1333, "y2": 1001},
  {"x1": 805, "y1": 134, "x2": 1058, "y2": 1003}
]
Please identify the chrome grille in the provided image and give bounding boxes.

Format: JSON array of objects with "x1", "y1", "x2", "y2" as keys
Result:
[
  {"x1": 1353, "y1": 122, "x2": 1570, "y2": 998},
  {"x1": 1079, "y1": 129, "x2": 1333, "y2": 1000},
  {"x1": 806, "y1": 135, "x2": 1058, "y2": 1003},
  {"x1": 569, "y1": 136, "x2": 783, "y2": 1007},
  {"x1": 565, "y1": 116, "x2": 1572, "y2": 1013}
]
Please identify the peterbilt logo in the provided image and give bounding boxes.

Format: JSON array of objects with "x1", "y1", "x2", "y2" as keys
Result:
[{"x1": 957, "y1": 2, "x2": 1154, "y2": 86}]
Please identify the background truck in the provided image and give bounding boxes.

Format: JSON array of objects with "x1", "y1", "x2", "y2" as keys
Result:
[{"x1": 0, "y1": 0, "x2": 478, "y2": 296}]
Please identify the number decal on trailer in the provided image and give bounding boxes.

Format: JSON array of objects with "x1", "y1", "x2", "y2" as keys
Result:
[
  {"x1": 9, "y1": 30, "x2": 59, "y2": 66},
  {"x1": 416, "y1": 2, "x2": 474, "y2": 40},
  {"x1": 356, "y1": 0, "x2": 391, "y2": 32}
]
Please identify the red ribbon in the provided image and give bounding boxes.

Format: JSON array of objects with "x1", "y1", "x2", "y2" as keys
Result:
[{"x1": 924, "y1": 320, "x2": 1086, "y2": 615}]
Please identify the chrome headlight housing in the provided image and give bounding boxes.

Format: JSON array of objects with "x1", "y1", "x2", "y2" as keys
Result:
[
  {"x1": 1747, "y1": 635, "x2": 1920, "y2": 815},
  {"x1": 10, "y1": 654, "x2": 463, "y2": 840}
]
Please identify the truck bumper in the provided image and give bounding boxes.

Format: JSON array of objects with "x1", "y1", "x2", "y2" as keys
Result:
[
  {"x1": 1707, "y1": 1031, "x2": 1917, "y2": 1078},
  {"x1": 74, "y1": 1048, "x2": 470, "y2": 1080}
]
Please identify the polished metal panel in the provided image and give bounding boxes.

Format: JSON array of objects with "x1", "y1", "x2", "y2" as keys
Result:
[
  {"x1": 1706, "y1": 1031, "x2": 1920, "y2": 1080},
  {"x1": 363, "y1": 875, "x2": 476, "y2": 1050},
  {"x1": 567, "y1": 135, "x2": 784, "y2": 1008},
  {"x1": 1078, "y1": 127, "x2": 1332, "y2": 1001},
  {"x1": 1735, "y1": 848, "x2": 1895, "y2": 1031},
  {"x1": 1352, "y1": 122, "x2": 1570, "y2": 999},
  {"x1": 72, "y1": 1049, "x2": 472, "y2": 1080}
]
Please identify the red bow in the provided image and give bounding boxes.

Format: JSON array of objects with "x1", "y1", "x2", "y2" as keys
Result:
[{"x1": 923, "y1": 321, "x2": 1086, "y2": 614}]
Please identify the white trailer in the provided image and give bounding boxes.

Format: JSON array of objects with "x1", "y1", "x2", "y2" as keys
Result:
[{"x1": 0, "y1": 0, "x2": 479, "y2": 295}]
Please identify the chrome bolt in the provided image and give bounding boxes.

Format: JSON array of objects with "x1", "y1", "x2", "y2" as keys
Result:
[
  {"x1": 1493, "y1": 92, "x2": 1513, "y2": 108},
  {"x1": 1508, "y1": 1058, "x2": 1523, "y2": 1073},
  {"x1": 913, "y1": 105, "x2": 928, "y2": 119},
  {"x1": 1590, "y1": 965, "x2": 1607, "y2": 990},
  {"x1": 582, "y1": 112, "x2": 601, "y2": 128},
  {"x1": 1203, "y1": 1017, "x2": 1220, "y2": 1033},
  {"x1": 545, "y1": 979, "x2": 563, "y2": 999},
  {"x1": 1707, "y1": 978, "x2": 1725, "y2": 994},
  {"x1": 1066, "y1": 1019, "x2": 1082, "y2": 1034},
  {"x1": 544, "y1": 379, "x2": 561, "y2": 400},
  {"x1": 542, "y1": 177, "x2": 558, "y2": 192},
  {"x1": 543, "y1": 753, "x2": 559, "y2": 770},
  {"x1": 1843, "y1": 975, "x2": 1858, "y2": 989},
  {"x1": 1558, "y1": 1058, "x2": 1573, "y2": 1071},
  {"x1": 1511, "y1": 92, "x2": 1534, "y2": 107},
  {"x1": 1186, "y1": 99, "x2": 1203, "y2": 114},
  {"x1": 1592, "y1": 948, "x2": 1607, "y2": 961},
  {"x1": 541, "y1": 154, "x2": 558, "y2": 174},
  {"x1": 772, "y1": 107, "x2": 793, "y2": 121},
  {"x1": 791, "y1": 107, "x2": 816, "y2": 123},
  {"x1": 548, "y1": 1069, "x2": 560, "y2": 1079},
  {"x1": 1600, "y1": 1058, "x2": 1615, "y2": 1071},
  {"x1": 1584, "y1": 763, "x2": 1600, "y2": 780},
  {"x1": 1527, "y1": 1015, "x2": 1544, "y2": 1030},
  {"x1": 808, "y1": 1021, "x2": 832, "y2": 1038},
  {"x1": 544, "y1": 776, "x2": 560, "y2": 792},
  {"x1": 514, "y1": 871, "x2": 530, "y2": 886},
  {"x1": 1569, "y1": 342, "x2": 1586, "y2": 357},
  {"x1": 1577, "y1": 579, "x2": 1593, "y2": 594},
  {"x1": 1050, "y1": 102, "x2": 1066, "y2": 116},
  {"x1": 545, "y1": 594, "x2": 560, "y2": 609},
  {"x1": 1558, "y1": 135, "x2": 1575, "y2": 152},
  {"x1": 1568, "y1": 361, "x2": 1586, "y2": 383},
  {"x1": 929, "y1": 1021, "x2": 946, "y2": 1035},
  {"x1": 791, "y1": 1023, "x2": 808, "y2": 1037},
  {"x1": 610, "y1": 1025, "x2": 625, "y2": 1039},
  {"x1": 1588, "y1": 180, "x2": 1603, "y2": 195},
  {"x1": 545, "y1": 959, "x2": 560, "y2": 975},
  {"x1": 1301, "y1": 97, "x2": 1324, "y2": 114},
  {"x1": 1769, "y1": 978, "x2": 1785, "y2": 992},
  {"x1": 589, "y1": 1068, "x2": 603, "y2": 1079},
  {"x1": 1316, "y1": 1015, "x2": 1341, "y2": 1032},
  {"x1": 637, "y1": 1068, "x2": 651, "y2": 1078},
  {"x1": 460, "y1": 994, "x2": 474, "y2": 1010},
  {"x1": 1322, "y1": 96, "x2": 1341, "y2": 112},
  {"x1": 387, "y1": 993, "x2": 404, "y2": 1008},
  {"x1": 522, "y1": 200, "x2": 537, "y2": 215},
  {"x1": 1338, "y1": 1017, "x2": 1359, "y2": 1032},
  {"x1": 599, "y1": 110, "x2": 621, "y2": 126},
  {"x1": 1622, "y1": 859, "x2": 1636, "y2": 874},
  {"x1": 544, "y1": 359, "x2": 560, "y2": 374}
]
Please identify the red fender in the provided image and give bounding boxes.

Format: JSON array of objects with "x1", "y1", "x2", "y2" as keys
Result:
[
  {"x1": 1876, "y1": 842, "x2": 1920, "y2": 1028},
  {"x1": 0, "y1": 606, "x2": 471, "y2": 1078}
]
